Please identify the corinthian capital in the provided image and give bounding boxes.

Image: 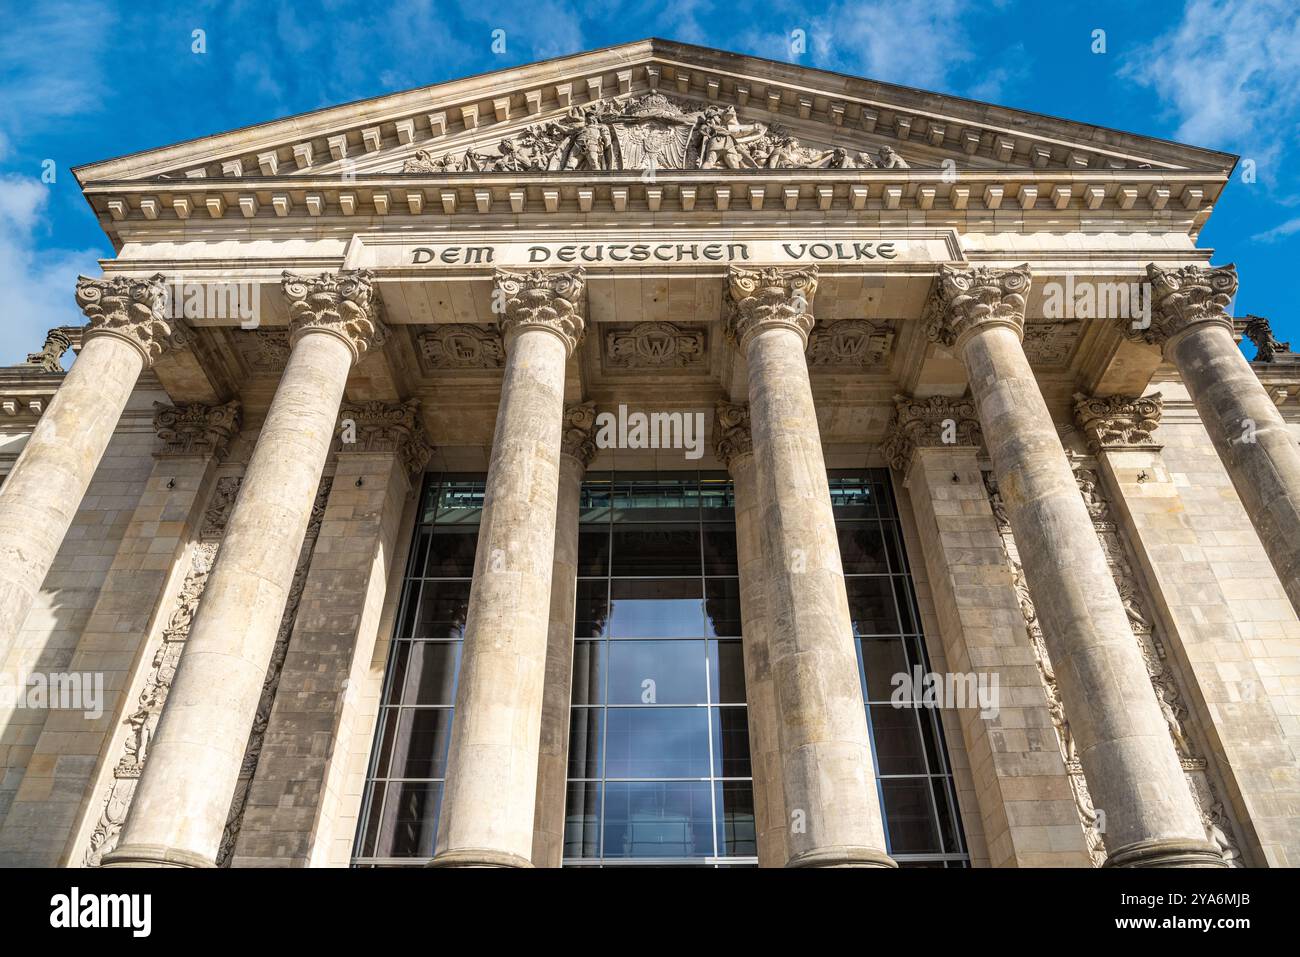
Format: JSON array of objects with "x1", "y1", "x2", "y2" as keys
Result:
[
  {"x1": 76, "y1": 274, "x2": 187, "y2": 367},
  {"x1": 1072, "y1": 392, "x2": 1163, "y2": 453},
  {"x1": 493, "y1": 268, "x2": 587, "y2": 355},
  {"x1": 336, "y1": 399, "x2": 433, "y2": 474},
  {"x1": 1129, "y1": 263, "x2": 1237, "y2": 346},
  {"x1": 282, "y1": 270, "x2": 386, "y2": 361},
  {"x1": 924, "y1": 264, "x2": 1031, "y2": 348},
  {"x1": 561, "y1": 402, "x2": 598, "y2": 466},
  {"x1": 712, "y1": 401, "x2": 753, "y2": 471},
  {"x1": 153, "y1": 400, "x2": 242, "y2": 460},
  {"x1": 724, "y1": 265, "x2": 818, "y2": 349},
  {"x1": 881, "y1": 394, "x2": 983, "y2": 472}
]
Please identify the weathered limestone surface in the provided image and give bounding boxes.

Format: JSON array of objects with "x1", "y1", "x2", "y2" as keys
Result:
[
  {"x1": 728, "y1": 265, "x2": 893, "y2": 868},
  {"x1": 929, "y1": 264, "x2": 1221, "y2": 867},
  {"x1": 0, "y1": 402, "x2": 236, "y2": 866},
  {"x1": 531, "y1": 403, "x2": 595, "y2": 868},
  {"x1": 0, "y1": 275, "x2": 183, "y2": 667},
  {"x1": 1130, "y1": 264, "x2": 1300, "y2": 616},
  {"x1": 432, "y1": 269, "x2": 584, "y2": 868},
  {"x1": 888, "y1": 404, "x2": 1091, "y2": 867},
  {"x1": 231, "y1": 401, "x2": 428, "y2": 866},
  {"x1": 1083, "y1": 388, "x2": 1300, "y2": 866},
  {"x1": 716, "y1": 401, "x2": 788, "y2": 867},
  {"x1": 103, "y1": 271, "x2": 381, "y2": 867}
]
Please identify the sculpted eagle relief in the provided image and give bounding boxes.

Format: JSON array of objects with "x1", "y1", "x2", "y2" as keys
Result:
[{"x1": 400, "y1": 92, "x2": 915, "y2": 173}]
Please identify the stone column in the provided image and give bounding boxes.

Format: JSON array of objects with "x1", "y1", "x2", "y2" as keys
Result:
[
  {"x1": 102, "y1": 270, "x2": 384, "y2": 868},
  {"x1": 431, "y1": 268, "x2": 585, "y2": 869},
  {"x1": 726, "y1": 266, "x2": 893, "y2": 868},
  {"x1": 927, "y1": 264, "x2": 1221, "y2": 867},
  {"x1": 1124, "y1": 264, "x2": 1300, "y2": 615},
  {"x1": 230, "y1": 400, "x2": 431, "y2": 867},
  {"x1": 0, "y1": 275, "x2": 184, "y2": 668},
  {"x1": 714, "y1": 401, "x2": 788, "y2": 867},
  {"x1": 531, "y1": 402, "x2": 596, "y2": 868}
]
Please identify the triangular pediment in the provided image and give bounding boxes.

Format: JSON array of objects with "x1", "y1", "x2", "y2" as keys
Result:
[{"x1": 75, "y1": 38, "x2": 1234, "y2": 187}]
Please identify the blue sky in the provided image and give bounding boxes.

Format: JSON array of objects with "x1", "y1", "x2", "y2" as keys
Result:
[{"x1": 2, "y1": 0, "x2": 1297, "y2": 364}]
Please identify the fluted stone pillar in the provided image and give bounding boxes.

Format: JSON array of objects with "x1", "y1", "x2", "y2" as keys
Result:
[
  {"x1": 102, "y1": 270, "x2": 384, "y2": 868},
  {"x1": 927, "y1": 264, "x2": 1221, "y2": 867},
  {"x1": 0, "y1": 275, "x2": 184, "y2": 668},
  {"x1": 1124, "y1": 264, "x2": 1300, "y2": 615},
  {"x1": 432, "y1": 268, "x2": 585, "y2": 869},
  {"x1": 715, "y1": 401, "x2": 788, "y2": 867},
  {"x1": 726, "y1": 266, "x2": 893, "y2": 868},
  {"x1": 532, "y1": 402, "x2": 597, "y2": 868}
]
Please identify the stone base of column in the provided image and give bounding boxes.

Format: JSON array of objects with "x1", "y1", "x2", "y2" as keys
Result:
[
  {"x1": 427, "y1": 848, "x2": 535, "y2": 869},
  {"x1": 1103, "y1": 839, "x2": 1228, "y2": 869},
  {"x1": 785, "y1": 846, "x2": 899, "y2": 869},
  {"x1": 100, "y1": 844, "x2": 217, "y2": 868}
]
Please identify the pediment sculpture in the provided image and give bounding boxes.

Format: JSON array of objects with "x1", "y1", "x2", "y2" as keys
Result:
[{"x1": 400, "y1": 93, "x2": 916, "y2": 173}]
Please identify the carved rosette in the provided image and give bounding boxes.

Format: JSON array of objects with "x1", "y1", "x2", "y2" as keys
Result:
[
  {"x1": 336, "y1": 399, "x2": 433, "y2": 474},
  {"x1": 561, "y1": 402, "x2": 598, "y2": 467},
  {"x1": 1129, "y1": 263, "x2": 1238, "y2": 347},
  {"x1": 924, "y1": 264, "x2": 1032, "y2": 349},
  {"x1": 281, "y1": 269, "x2": 386, "y2": 361},
  {"x1": 152, "y1": 400, "x2": 242, "y2": 460},
  {"x1": 1072, "y1": 392, "x2": 1163, "y2": 453},
  {"x1": 712, "y1": 401, "x2": 753, "y2": 471},
  {"x1": 493, "y1": 268, "x2": 587, "y2": 355},
  {"x1": 76, "y1": 274, "x2": 187, "y2": 367},
  {"x1": 881, "y1": 394, "x2": 983, "y2": 472},
  {"x1": 420, "y1": 324, "x2": 505, "y2": 369},
  {"x1": 724, "y1": 265, "x2": 818, "y2": 350}
]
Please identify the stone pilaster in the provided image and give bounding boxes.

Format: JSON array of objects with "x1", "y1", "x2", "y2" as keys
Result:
[
  {"x1": 714, "y1": 401, "x2": 788, "y2": 867},
  {"x1": 726, "y1": 265, "x2": 894, "y2": 868},
  {"x1": 532, "y1": 401, "x2": 596, "y2": 868},
  {"x1": 230, "y1": 400, "x2": 430, "y2": 867},
  {"x1": 928, "y1": 264, "x2": 1222, "y2": 867},
  {"x1": 0, "y1": 401, "x2": 237, "y2": 865},
  {"x1": 0, "y1": 274, "x2": 186, "y2": 670},
  {"x1": 431, "y1": 268, "x2": 584, "y2": 869},
  {"x1": 1074, "y1": 390, "x2": 1300, "y2": 866},
  {"x1": 102, "y1": 270, "x2": 382, "y2": 868},
  {"x1": 1119, "y1": 263, "x2": 1300, "y2": 616},
  {"x1": 885, "y1": 395, "x2": 1092, "y2": 867}
]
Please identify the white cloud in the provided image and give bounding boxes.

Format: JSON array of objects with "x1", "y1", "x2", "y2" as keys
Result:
[
  {"x1": 1251, "y1": 216, "x2": 1300, "y2": 243},
  {"x1": 0, "y1": 176, "x2": 105, "y2": 366}
]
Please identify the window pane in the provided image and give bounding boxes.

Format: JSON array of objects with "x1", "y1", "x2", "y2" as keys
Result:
[
  {"x1": 869, "y1": 704, "x2": 929, "y2": 775},
  {"x1": 609, "y1": 579, "x2": 704, "y2": 637},
  {"x1": 709, "y1": 639, "x2": 747, "y2": 704},
  {"x1": 611, "y1": 523, "x2": 701, "y2": 576},
  {"x1": 704, "y1": 578, "x2": 742, "y2": 637},
  {"x1": 424, "y1": 526, "x2": 478, "y2": 577},
  {"x1": 574, "y1": 580, "x2": 609, "y2": 638},
  {"x1": 570, "y1": 640, "x2": 604, "y2": 706},
  {"x1": 838, "y1": 523, "x2": 889, "y2": 574},
  {"x1": 386, "y1": 708, "x2": 454, "y2": 779},
  {"x1": 846, "y1": 577, "x2": 901, "y2": 636},
  {"x1": 412, "y1": 581, "x2": 471, "y2": 641},
  {"x1": 932, "y1": 779, "x2": 964, "y2": 854},
  {"x1": 602, "y1": 781, "x2": 713, "y2": 858},
  {"x1": 577, "y1": 526, "x2": 610, "y2": 576},
  {"x1": 881, "y1": 778, "x2": 942, "y2": 854},
  {"x1": 605, "y1": 707, "x2": 711, "y2": 778},
  {"x1": 607, "y1": 640, "x2": 707, "y2": 704},
  {"x1": 716, "y1": 781, "x2": 757, "y2": 857},
  {"x1": 397, "y1": 641, "x2": 462, "y2": 705},
  {"x1": 860, "y1": 638, "x2": 909, "y2": 703},
  {"x1": 374, "y1": 782, "x2": 442, "y2": 858},
  {"x1": 568, "y1": 708, "x2": 604, "y2": 779},
  {"x1": 712, "y1": 707, "x2": 752, "y2": 778},
  {"x1": 564, "y1": 782, "x2": 601, "y2": 859},
  {"x1": 701, "y1": 527, "x2": 738, "y2": 574}
]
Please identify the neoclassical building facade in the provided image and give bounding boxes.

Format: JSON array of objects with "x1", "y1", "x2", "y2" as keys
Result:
[{"x1": 1, "y1": 39, "x2": 1298, "y2": 869}]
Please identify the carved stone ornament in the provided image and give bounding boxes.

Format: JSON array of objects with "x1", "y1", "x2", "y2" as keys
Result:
[
  {"x1": 336, "y1": 399, "x2": 433, "y2": 474},
  {"x1": 400, "y1": 93, "x2": 920, "y2": 174},
  {"x1": 606, "y1": 322, "x2": 705, "y2": 368},
  {"x1": 1242, "y1": 314, "x2": 1292, "y2": 362},
  {"x1": 234, "y1": 329, "x2": 290, "y2": 371},
  {"x1": 25, "y1": 328, "x2": 72, "y2": 372},
  {"x1": 420, "y1": 324, "x2": 505, "y2": 369},
  {"x1": 1072, "y1": 392, "x2": 1163, "y2": 453},
  {"x1": 493, "y1": 268, "x2": 587, "y2": 354},
  {"x1": 725, "y1": 265, "x2": 818, "y2": 349},
  {"x1": 75, "y1": 273, "x2": 187, "y2": 367},
  {"x1": 881, "y1": 394, "x2": 983, "y2": 472},
  {"x1": 924, "y1": 264, "x2": 1032, "y2": 348},
  {"x1": 712, "y1": 401, "x2": 753, "y2": 470},
  {"x1": 561, "y1": 402, "x2": 598, "y2": 466},
  {"x1": 806, "y1": 319, "x2": 895, "y2": 367},
  {"x1": 281, "y1": 269, "x2": 386, "y2": 360},
  {"x1": 153, "y1": 399, "x2": 242, "y2": 460},
  {"x1": 1129, "y1": 263, "x2": 1238, "y2": 347}
]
